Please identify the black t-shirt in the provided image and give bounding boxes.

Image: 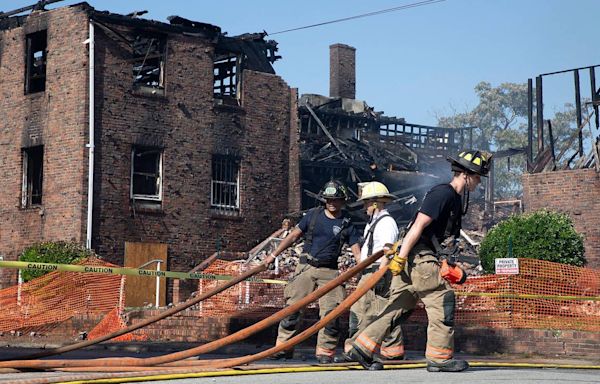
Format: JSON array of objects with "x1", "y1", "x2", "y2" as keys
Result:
[
  {"x1": 418, "y1": 184, "x2": 462, "y2": 246},
  {"x1": 297, "y1": 208, "x2": 360, "y2": 263}
]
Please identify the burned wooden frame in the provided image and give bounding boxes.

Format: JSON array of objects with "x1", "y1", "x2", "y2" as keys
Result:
[
  {"x1": 528, "y1": 64, "x2": 600, "y2": 172},
  {"x1": 132, "y1": 33, "x2": 166, "y2": 94},
  {"x1": 213, "y1": 55, "x2": 239, "y2": 103}
]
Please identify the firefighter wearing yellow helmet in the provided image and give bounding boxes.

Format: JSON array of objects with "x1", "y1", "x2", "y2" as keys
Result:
[
  {"x1": 347, "y1": 150, "x2": 492, "y2": 372},
  {"x1": 340, "y1": 181, "x2": 409, "y2": 364}
]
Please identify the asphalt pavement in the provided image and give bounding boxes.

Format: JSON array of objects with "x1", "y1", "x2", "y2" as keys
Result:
[{"x1": 1, "y1": 345, "x2": 599, "y2": 384}]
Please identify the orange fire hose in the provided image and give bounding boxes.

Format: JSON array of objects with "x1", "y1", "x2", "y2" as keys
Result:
[
  {"x1": 24, "y1": 261, "x2": 388, "y2": 384},
  {"x1": 0, "y1": 250, "x2": 383, "y2": 370},
  {"x1": 7, "y1": 262, "x2": 268, "y2": 361},
  {"x1": 50, "y1": 266, "x2": 387, "y2": 373},
  {"x1": 189, "y1": 265, "x2": 389, "y2": 369}
]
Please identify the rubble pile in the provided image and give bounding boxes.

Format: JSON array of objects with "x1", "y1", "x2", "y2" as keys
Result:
[
  {"x1": 248, "y1": 229, "x2": 483, "y2": 280},
  {"x1": 455, "y1": 229, "x2": 484, "y2": 277},
  {"x1": 250, "y1": 239, "x2": 358, "y2": 284},
  {"x1": 301, "y1": 136, "x2": 417, "y2": 175}
]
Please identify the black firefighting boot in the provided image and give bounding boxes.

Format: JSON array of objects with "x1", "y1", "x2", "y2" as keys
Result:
[{"x1": 426, "y1": 359, "x2": 469, "y2": 372}]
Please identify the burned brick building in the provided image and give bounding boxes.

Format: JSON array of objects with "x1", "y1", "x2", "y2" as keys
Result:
[{"x1": 0, "y1": 2, "x2": 298, "y2": 299}]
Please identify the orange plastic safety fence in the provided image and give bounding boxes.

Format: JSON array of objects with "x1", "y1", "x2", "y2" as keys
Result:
[
  {"x1": 0, "y1": 257, "x2": 123, "y2": 334},
  {"x1": 87, "y1": 307, "x2": 147, "y2": 342},
  {"x1": 198, "y1": 258, "x2": 600, "y2": 332},
  {"x1": 450, "y1": 258, "x2": 600, "y2": 331},
  {"x1": 196, "y1": 260, "x2": 296, "y2": 317}
]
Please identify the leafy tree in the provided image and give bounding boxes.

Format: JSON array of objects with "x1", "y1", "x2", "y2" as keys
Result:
[
  {"x1": 479, "y1": 210, "x2": 585, "y2": 274},
  {"x1": 436, "y1": 82, "x2": 588, "y2": 198},
  {"x1": 19, "y1": 241, "x2": 94, "y2": 281}
]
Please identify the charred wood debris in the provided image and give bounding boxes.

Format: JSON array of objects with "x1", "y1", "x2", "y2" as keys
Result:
[{"x1": 246, "y1": 94, "x2": 486, "y2": 278}]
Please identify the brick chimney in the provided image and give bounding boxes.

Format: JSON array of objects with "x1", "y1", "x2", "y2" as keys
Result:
[{"x1": 329, "y1": 43, "x2": 356, "y2": 99}]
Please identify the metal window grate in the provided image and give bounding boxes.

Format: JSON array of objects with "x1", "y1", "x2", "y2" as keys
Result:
[{"x1": 211, "y1": 155, "x2": 240, "y2": 214}]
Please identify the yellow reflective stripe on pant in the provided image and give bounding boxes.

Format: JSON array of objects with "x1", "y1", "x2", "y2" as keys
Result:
[
  {"x1": 356, "y1": 333, "x2": 381, "y2": 353},
  {"x1": 426, "y1": 344, "x2": 453, "y2": 361},
  {"x1": 352, "y1": 248, "x2": 455, "y2": 364},
  {"x1": 380, "y1": 344, "x2": 405, "y2": 358}
]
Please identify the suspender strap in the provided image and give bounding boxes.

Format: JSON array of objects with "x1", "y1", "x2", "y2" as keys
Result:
[
  {"x1": 304, "y1": 207, "x2": 323, "y2": 250},
  {"x1": 365, "y1": 214, "x2": 392, "y2": 256}
]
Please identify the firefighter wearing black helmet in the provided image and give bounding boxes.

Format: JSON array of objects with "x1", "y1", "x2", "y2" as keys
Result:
[
  {"x1": 347, "y1": 150, "x2": 491, "y2": 372},
  {"x1": 264, "y1": 180, "x2": 361, "y2": 364}
]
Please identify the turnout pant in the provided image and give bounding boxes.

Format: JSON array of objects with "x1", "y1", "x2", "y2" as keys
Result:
[
  {"x1": 276, "y1": 263, "x2": 345, "y2": 357},
  {"x1": 345, "y1": 267, "x2": 406, "y2": 359},
  {"x1": 353, "y1": 246, "x2": 456, "y2": 363}
]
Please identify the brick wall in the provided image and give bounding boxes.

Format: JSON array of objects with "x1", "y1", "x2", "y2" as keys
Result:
[
  {"x1": 329, "y1": 44, "x2": 356, "y2": 99},
  {"x1": 288, "y1": 88, "x2": 301, "y2": 212},
  {"x1": 522, "y1": 169, "x2": 600, "y2": 268},
  {"x1": 0, "y1": 7, "x2": 89, "y2": 288},
  {"x1": 91, "y1": 22, "x2": 293, "y2": 301},
  {"x1": 5, "y1": 311, "x2": 599, "y2": 360}
]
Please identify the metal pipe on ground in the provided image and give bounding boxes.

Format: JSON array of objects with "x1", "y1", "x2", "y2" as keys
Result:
[
  {"x1": 0, "y1": 251, "x2": 383, "y2": 370},
  {"x1": 7, "y1": 263, "x2": 268, "y2": 361}
]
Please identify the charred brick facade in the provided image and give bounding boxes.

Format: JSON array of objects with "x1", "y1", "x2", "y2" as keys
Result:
[
  {"x1": 0, "y1": 6, "x2": 90, "y2": 287},
  {"x1": 0, "y1": 4, "x2": 299, "y2": 299},
  {"x1": 522, "y1": 168, "x2": 600, "y2": 269}
]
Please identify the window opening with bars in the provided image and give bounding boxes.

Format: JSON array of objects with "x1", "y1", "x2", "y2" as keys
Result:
[{"x1": 211, "y1": 155, "x2": 240, "y2": 214}]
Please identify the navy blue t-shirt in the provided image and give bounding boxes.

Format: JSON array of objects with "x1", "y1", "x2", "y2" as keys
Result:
[
  {"x1": 418, "y1": 184, "x2": 462, "y2": 245},
  {"x1": 297, "y1": 208, "x2": 360, "y2": 263}
]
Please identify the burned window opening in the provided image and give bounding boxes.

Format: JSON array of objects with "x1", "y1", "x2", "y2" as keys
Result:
[
  {"x1": 211, "y1": 154, "x2": 240, "y2": 214},
  {"x1": 213, "y1": 55, "x2": 239, "y2": 104},
  {"x1": 131, "y1": 146, "x2": 162, "y2": 201},
  {"x1": 25, "y1": 30, "x2": 47, "y2": 94},
  {"x1": 22, "y1": 146, "x2": 43, "y2": 207},
  {"x1": 132, "y1": 34, "x2": 166, "y2": 93}
]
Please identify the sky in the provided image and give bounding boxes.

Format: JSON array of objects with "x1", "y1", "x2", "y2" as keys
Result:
[{"x1": 7, "y1": 0, "x2": 600, "y2": 126}]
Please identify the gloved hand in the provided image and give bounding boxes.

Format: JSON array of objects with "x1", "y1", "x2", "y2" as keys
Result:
[
  {"x1": 263, "y1": 253, "x2": 276, "y2": 266},
  {"x1": 388, "y1": 254, "x2": 407, "y2": 276},
  {"x1": 383, "y1": 240, "x2": 402, "y2": 257}
]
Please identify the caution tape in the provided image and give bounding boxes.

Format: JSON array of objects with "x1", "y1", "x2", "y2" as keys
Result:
[
  {"x1": 0, "y1": 260, "x2": 287, "y2": 285},
  {"x1": 456, "y1": 291, "x2": 600, "y2": 302}
]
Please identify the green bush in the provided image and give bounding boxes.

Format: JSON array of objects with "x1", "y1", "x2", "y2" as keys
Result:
[
  {"x1": 479, "y1": 210, "x2": 585, "y2": 273},
  {"x1": 19, "y1": 241, "x2": 94, "y2": 281}
]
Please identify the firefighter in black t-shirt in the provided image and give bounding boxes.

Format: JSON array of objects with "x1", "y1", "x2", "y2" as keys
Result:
[{"x1": 347, "y1": 150, "x2": 491, "y2": 372}]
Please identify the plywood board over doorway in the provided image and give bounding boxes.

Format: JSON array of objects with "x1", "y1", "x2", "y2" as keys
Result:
[{"x1": 124, "y1": 242, "x2": 167, "y2": 307}]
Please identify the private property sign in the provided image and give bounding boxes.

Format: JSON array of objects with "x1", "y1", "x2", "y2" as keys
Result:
[{"x1": 495, "y1": 258, "x2": 519, "y2": 274}]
